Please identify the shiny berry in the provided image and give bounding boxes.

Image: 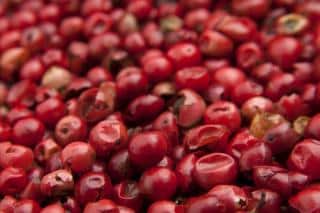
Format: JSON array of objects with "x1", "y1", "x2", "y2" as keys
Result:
[
  {"x1": 139, "y1": 167, "x2": 177, "y2": 201},
  {"x1": 61, "y1": 142, "x2": 96, "y2": 173}
]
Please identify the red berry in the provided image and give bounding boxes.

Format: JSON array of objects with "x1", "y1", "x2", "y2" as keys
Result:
[
  {"x1": 175, "y1": 66, "x2": 210, "y2": 92},
  {"x1": 167, "y1": 43, "x2": 201, "y2": 70},
  {"x1": 36, "y1": 98, "x2": 66, "y2": 127},
  {"x1": 184, "y1": 194, "x2": 223, "y2": 213},
  {"x1": 142, "y1": 56, "x2": 173, "y2": 83},
  {"x1": 239, "y1": 142, "x2": 272, "y2": 171},
  {"x1": 208, "y1": 185, "x2": 249, "y2": 212},
  {"x1": 41, "y1": 204, "x2": 65, "y2": 213},
  {"x1": 75, "y1": 172, "x2": 112, "y2": 205},
  {"x1": 289, "y1": 184, "x2": 320, "y2": 213},
  {"x1": 55, "y1": 115, "x2": 87, "y2": 146},
  {"x1": 199, "y1": 30, "x2": 233, "y2": 57},
  {"x1": 175, "y1": 154, "x2": 198, "y2": 192},
  {"x1": 0, "y1": 167, "x2": 28, "y2": 196},
  {"x1": 107, "y1": 149, "x2": 133, "y2": 182},
  {"x1": 147, "y1": 200, "x2": 183, "y2": 213},
  {"x1": 12, "y1": 117, "x2": 45, "y2": 147},
  {"x1": 194, "y1": 153, "x2": 238, "y2": 189},
  {"x1": 231, "y1": 0, "x2": 271, "y2": 19},
  {"x1": 204, "y1": 101, "x2": 242, "y2": 132},
  {"x1": 288, "y1": 139, "x2": 320, "y2": 180},
  {"x1": 139, "y1": 167, "x2": 177, "y2": 201},
  {"x1": 236, "y1": 42, "x2": 263, "y2": 70},
  {"x1": 61, "y1": 142, "x2": 96, "y2": 173},
  {"x1": 251, "y1": 189, "x2": 281, "y2": 213},
  {"x1": 0, "y1": 196, "x2": 16, "y2": 212},
  {"x1": 89, "y1": 120, "x2": 128, "y2": 157},
  {"x1": 34, "y1": 139, "x2": 61, "y2": 165},
  {"x1": 128, "y1": 131, "x2": 168, "y2": 169},
  {"x1": 83, "y1": 199, "x2": 117, "y2": 213},
  {"x1": 183, "y1": 124, "x2": 230, "y2": 151},
  {"x1": 113, "y1": 181, "x2": 143, "y2": 211},
  {"x1": 211, "y1": 67, "x2": 246, "y2": 92},
  {"x1": 116, "y1": 67, "x2": 149, "y2": 103},
  {"x1": 267, "y1": 36, "x2": 302, "y2": 69},
  {"x1": 0, "y1": 142, "x2": 34, "y2": 170},
  {"x1": 77, "y1": 82, "x2": 116, "y2": 123},
  {"x1": 84, "y1": 13, "x2": 112, "y2": 38},
  {"x1": 40, "y1": 169, "x2": 74, "y2": 197},
  {"x1": 173, "y1": 89, "x2": 206, "y2": 128},
  {"x1": 125, "y1": 95, "x2": 165, "y2": 124}
]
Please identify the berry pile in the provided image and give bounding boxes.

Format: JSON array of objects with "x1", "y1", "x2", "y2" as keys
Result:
[{"x1": 0, "y1": 0, "x2": 320, "y2": 212}]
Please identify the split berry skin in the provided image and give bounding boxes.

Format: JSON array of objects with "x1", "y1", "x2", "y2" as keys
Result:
[
  {"x1": 1, "y1": 0, "x2": 320, "y2": 212},
  {"x1": 75, "y1": 172, "x2": 113, "y2": 205}
]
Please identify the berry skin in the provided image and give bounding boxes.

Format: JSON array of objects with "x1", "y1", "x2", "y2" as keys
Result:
[
  {"x1": 12, "y1": 117, "x2": 45, "y2": 147},
  {"x1": 193, "y1": 153, "x2": 238, "y2": 190},
  {"x1": 139, "y1": 167, "x2": 177, "y2": 201},
  {"x1": 128, "y1": 131, "x2": 168, "y2": 169},
  {"x1": 167, "y1": 43, "x2": 201, "y2": 70},
  {"x1": 61, "y1": 142, "x2": 96, "y2": 173}
]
